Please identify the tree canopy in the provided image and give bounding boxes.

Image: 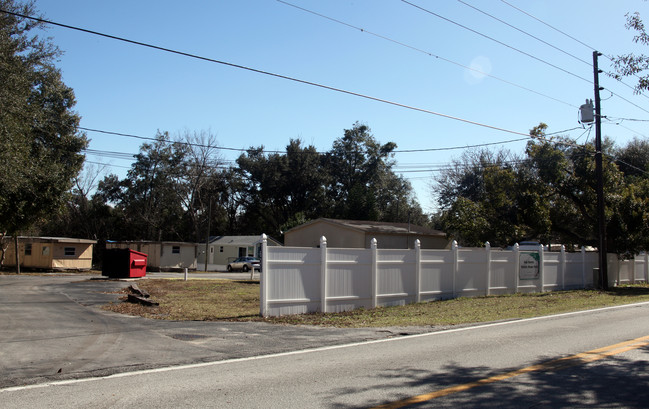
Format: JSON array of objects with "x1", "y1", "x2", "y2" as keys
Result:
[
  {"x1": 0, "y1": 0, "x2": 87, "y2": 237},
  {"x1": 613, "y1": 11, "x2": 649, "y2": 93},
  {"x1": 40, "y1": 123, "x2": 427, "y2": 245},
  {"x1": 435, "y1": 124, "x2": 649, "y2": 255}
]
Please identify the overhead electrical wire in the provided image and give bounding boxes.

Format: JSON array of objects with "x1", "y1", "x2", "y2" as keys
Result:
[
  {"x1": 6, "y1": 7, "x2": 640, "y2": 175},
  {"x1": 610, "y1": 122, "x2": 649, "y2": 139},
  {"x1": 455, "y1": 0, "x2": 591, "y2": 67},
  {"x1": 400, "y1": 0, "x2": 593, "y2": 84},
  {"x1": 402, "y1": 1, "x2": 649, "y2": 114},
  {"x1": 606, "y1": 116, "x2": 649, "y2": 123},
  {"x1": 0, "y1": 8, "x2": 530, "y2": 138},
  {"x1": 499, "y1": 0, "x2": 599, "y2": 52},
  {"x1": 606, "y1": 90, "x2": 649, "y2": 115},
  {"x1": 277, "y1": 0, "x2": 578, "y2": 109},
  {"x1": 79, "y1": 126, "x2": 533, "y2": 155},
  {"x1": 498, "y1": 0, "x2": 649, "y2": 100},
  {"x1": 84, "y1": 160, "x2": 131, "y2": 170}
]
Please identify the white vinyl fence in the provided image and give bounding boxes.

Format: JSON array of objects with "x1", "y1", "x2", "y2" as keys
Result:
[{"x1": 258, "y1": 235, "x2": 649, "y2": 317}]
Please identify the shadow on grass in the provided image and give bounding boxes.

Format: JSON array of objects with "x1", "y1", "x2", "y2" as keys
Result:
[
  {"x1": 604, "y1": 285, "x2": 649, "y2": 297},
  {"x1": 230, "y1": 280, "x2": 261, "y2": 285},
  {"x1": 325, "y1": 345, "x2": 649, "y2": 408}
]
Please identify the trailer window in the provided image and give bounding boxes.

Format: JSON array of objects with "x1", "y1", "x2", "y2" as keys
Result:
[
  {"x1": 24, "y1": 244, "x2": 32, "y2": 256},
  {"x1": 64, "y1": 247, "x2": 76, "y2": 256}
]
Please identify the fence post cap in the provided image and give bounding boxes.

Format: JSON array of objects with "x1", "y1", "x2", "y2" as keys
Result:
[
  {"x1": 320, "y1": 236, "x2": 327, "y2": 245},
  {"x1": 415, "y1": 239, "x2": 421, "y2": 249},
  {"x1": 371, "y1": 238, "x2": 378, "y2": 248}
]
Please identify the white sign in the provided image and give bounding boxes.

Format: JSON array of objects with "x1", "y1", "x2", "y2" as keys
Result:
[{"x1": 519, "y1": 252, "x2": 540, "y2": 280}]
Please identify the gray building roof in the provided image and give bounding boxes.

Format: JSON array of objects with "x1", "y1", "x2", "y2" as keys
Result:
[
  {"x1": 209, "y1": 235, "x2": 282, "y2": 246},
  {"x1": 288, "y1": 218, "x2": 445, "y2": 237}
]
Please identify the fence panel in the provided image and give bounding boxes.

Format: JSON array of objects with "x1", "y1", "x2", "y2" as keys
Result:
[
  {"x1": 456, "y1": 248, "x2": 488, "y2": 296},
  {"x1": 634, "y1": 254, "x2": 648, "y2": 283},
  {"x1": 377, "y1": 249, "x2": 416, "y2": 307},
  {"x1": 326, "y1": 248, "x2": 372, "y2": 312},
  {"x1": 260, "y1": 235, "x2": 637, "y2": 317},
  {"x1": 543, "y1": 252, "x2": 562, "y2": 291},
  {"x1": 265, "y1": 246, "x2": 321, "y2": 316},
  {"x1": 420, "y1": 250, "x2": 454, "y2": 301},
  {"x1": 490, "y1": 250, "x2": 517, "y2": 295}
]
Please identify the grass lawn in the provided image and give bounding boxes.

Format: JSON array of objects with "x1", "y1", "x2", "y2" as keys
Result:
[{"x1": 102, "y1": 279, "x2": 649, "y2": 328}]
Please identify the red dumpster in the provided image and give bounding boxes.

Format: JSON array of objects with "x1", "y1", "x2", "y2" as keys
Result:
[{"x1": 103, "y1": 248, "x2": 148, "y2": 278}]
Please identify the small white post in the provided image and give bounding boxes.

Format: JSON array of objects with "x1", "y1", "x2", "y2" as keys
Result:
[
  {"x1": 320, "y1": 236, "x2": 327, "y2": 313},
  {"x1": 645, "y1": 252, "x2": 649, "y2": 283},
  {"x1": 560, "y1": 245, "x2": 566, "y2": 290},
  {"x1": 371, "y1": 238, "x2": 378, "y2": 308},
  {"x1": 514, "y1": 243, "x2": 520, "y2": 293},
  {"x1": 415, "y1": 239, "x2": 421, "y2": 303},
  {"x1": 452, "y1": 240, "x2": 458, "y2": 298},
  {"x1": 485, "y1": 242, "x2": 491, "y2": 296},
  {"x1": 539, "y1": 243, "x2": 545, "y2": 292},
  {"x1": 260, "y1": 234, "x2": 268, "y2": 317},
  {"x1": 581, "y1": 246, "x2": 586, "y2": 288},
  {"x1": 184, "y1": 268, "x2": 188, "y2": 281}
]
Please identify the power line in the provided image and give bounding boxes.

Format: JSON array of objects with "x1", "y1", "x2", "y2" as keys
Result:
[
  {"x1": 605, "y1": 88, "x2": 649, "y2": 115},
  {"x1": 400, "y1": 0, "x2": 593, "y2": 84},
  {"x1": 0, "y1": 8, "x2": 530, "y2": 138},
  {"x1": 610, "y1": 122, "x2": 649, "y2": 139},
  {"x1": 401, "y1": 2, "x2": 649, "y2": 114},
  {"x1": 84, "y1": 160, "x2": 131, "y2": 170},
  {"x1": 80, "y1": 127, "x2": 249, "y2": 152},
  {"x1": 456, "y1": 0, "x2": 591, "y2": 67},
  {"x1": 499, "y1": 0, "x2": 598, "y2": 51},
  {"x1": 80, "y1": 126, "x2": 533, "y2": 155},
  {"x1": 277, "y1": 0, "x2": 577, "y2": 109},
  {"x1": 606, "y1": 116, "x2": 649, "y2": 123},
  {"x1": 498, "y1": 0, "x2": 649, "y2": 101}
]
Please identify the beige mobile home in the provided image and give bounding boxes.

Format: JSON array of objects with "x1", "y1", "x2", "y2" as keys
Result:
[
  {"x1": 2, "y1": 237, "x2": 96, "y2": 270},
  {"x1": 284, "y1": 218, "x2": 450, "y2": 249},
  {"x1": 105, "y1": 241, "x2": 198, "y2": 271}
]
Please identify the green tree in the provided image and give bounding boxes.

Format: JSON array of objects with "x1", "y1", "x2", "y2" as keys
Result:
[
  {"x1": 612, "y1": 11, "x2": 649, "y2": 93},
  {"x1": 615, "y1": 136, "x2": 649, "y2": 179},
  {"x1": 0, "y1": 0, "x2": 87, "y2": 265},
  {"x1": 326, "y1": 122, "x2": 422, "y2": 223},
  {"x1": 435, "y1": 148, "x2": 538, "y2": 247},
  {"x1": 236, "y1": 139, "x2": 330, "y2": 235},
  {"x1": 436, "y1": 123, "x2": 649, "y2": 255},
  {"x1": 97, "y1": 132, "x2": 186, "y2": 241}
]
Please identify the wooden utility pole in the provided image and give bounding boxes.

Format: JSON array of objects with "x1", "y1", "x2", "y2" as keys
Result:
[
  {"x1": 593, "y1": 51, "x2": 608, "y2": 290},
  {"x1": 14, "y1": 235, "x2": 20, "y2": 274},
  {"x1": 204, "y1": 201, "x2": 212, "y2": 272}
]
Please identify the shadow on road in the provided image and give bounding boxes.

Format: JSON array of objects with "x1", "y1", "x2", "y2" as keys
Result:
[{"x1": 328, "y1": 345, "x2": 649, "y2": 408}]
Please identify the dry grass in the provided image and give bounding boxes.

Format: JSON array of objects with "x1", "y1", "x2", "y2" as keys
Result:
[
  {"x1": 104, "y1": 279, "x2": 261, "y2": 320},
  {"x1": 102, "y1": 279, "x2": 649, "y2": 328}
]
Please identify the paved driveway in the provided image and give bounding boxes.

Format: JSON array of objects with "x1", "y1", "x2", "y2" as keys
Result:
[{"x1": 0, "y1": 274, "x2": 427, "y2": 389}]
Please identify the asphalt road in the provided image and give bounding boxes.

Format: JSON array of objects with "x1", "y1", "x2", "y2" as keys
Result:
[
  {"x1": 0, "y1": 274, "x2": 427, "y2": 389},
  {"x1": 3, "y1": 275, "x2": 649, "y2": 408}
]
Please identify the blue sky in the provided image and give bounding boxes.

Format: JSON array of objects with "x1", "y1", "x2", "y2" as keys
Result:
[{"x1": 30, "y1": 0, "x2": 649, "y2": 213}]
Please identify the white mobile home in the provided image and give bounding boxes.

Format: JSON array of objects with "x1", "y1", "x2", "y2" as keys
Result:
[{"x1": 197, "y1": 235, "x2": 282, "y2": 266}]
